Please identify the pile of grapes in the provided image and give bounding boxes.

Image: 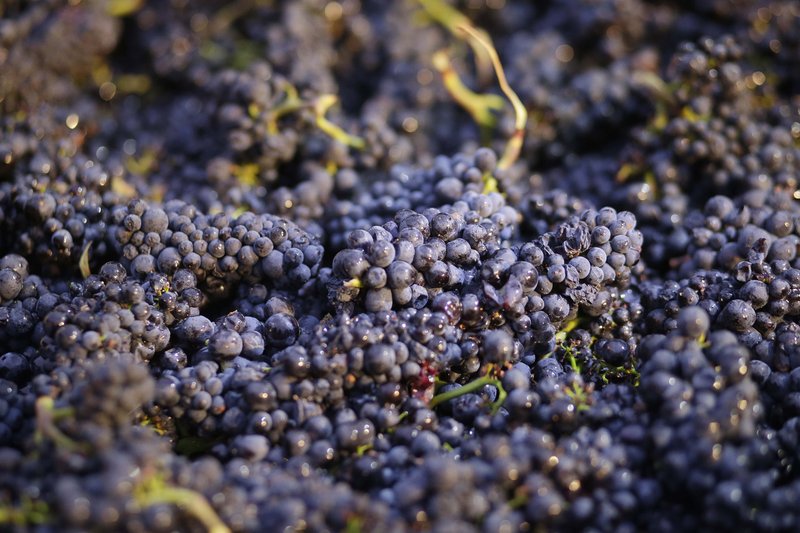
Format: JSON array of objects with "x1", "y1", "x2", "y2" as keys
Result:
[{"x1": 2, "y1": 0, "x2": 800, "y2": 531}]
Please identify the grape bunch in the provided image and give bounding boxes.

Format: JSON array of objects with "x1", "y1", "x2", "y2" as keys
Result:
[{"x1": 2, "y1": 1, "x2": 800, "y2": 532}]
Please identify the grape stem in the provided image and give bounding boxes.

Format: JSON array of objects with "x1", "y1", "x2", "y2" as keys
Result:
[
  {"x1": 507, "y1": 487, "x2": 528, "y2": 509},
  {"x1": 0, "y1": 497, "x2": 50, "y2": 526},
  {"x1": 481, "y1": 171, "x2": 501, "y2": 195},
  {"x1": 555, "y1": 317, "x2": 582, "y2": 344},
  {"x1": 565, "y1": 382, "x2": 591, "y2": 411},
  {"x1": 313, "y1": 95, "x2": 366, "y2": 150},
  {"x1": 415, "y1": 0, "x2": 494, "y2": 85},
  {"x1": 266, "y1": 83, "x2": 304, "y2": 134},
  {"x1": 355, "y1": 443, "x2": 373, "y2": 456},
  {"x1": 136, "y1": 478, "x2": 230, "y2": 533},
  {"x1": 429, "y1": 373, "x2": 507, "y2": 414},
  {"x1": 79, "y1": 241, "x2": 92, "y2": 279},
  {"x1": 34, "y1": 397, "x2": 85, "y2": 452},
  {"x1": 432, "y1": 49, "x2": 504, "y2": 131},
  {"x1": 105, "y1": 0, "x2": 144, "y2": 18},
  {"x1": 457, "y1": 24, "x2": 527, "y2": 171},
  {"x1": 345, "y1": 515, "x2": 364, "y2": 533}
]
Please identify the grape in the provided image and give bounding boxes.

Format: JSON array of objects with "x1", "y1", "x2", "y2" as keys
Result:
[{"x1": 1, "y1": 2, "x2": 800, "y2": 532}]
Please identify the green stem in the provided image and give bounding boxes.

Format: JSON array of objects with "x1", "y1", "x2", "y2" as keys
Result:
[
  {"x1": 79, "y1": 241, "x2": 92, "y2": 279},
  {"x1": 567, "y1": 350, "x2": 580, "y2": 374},
  {"x1": 429, "y1": 375, "x2": 493, "y2": 408},
  {"x1": 457, "y1": 24, "x2": 527, "y2": 170},
  {"x1": 415, "y1": 0, "x2": 494, "y2": 85},
  {"x1": 35, "y1": 397, "x2": 84, "y2": 452},
  {"x1": 138, "y1": 486, "x2": 230, "y2": 533},
  {"x1": 491, "y1": 379, "x2": 507, "y2": 415},
  {"x1": 105, "y1": 0, "x2": 144, "y2": 17},
  {"x1": 313, "y1": 95, "x2": 366, "y2": 150},
  {"x1": 432, "y1": 50, "x2": 504, "y2": 131},
  {"x1": 482, "y1": 171, "x2": 500, "y2": 195},
  {"x1": 562, "y1": 317, "x2": 581, "y2": 334},
  {"x1": 0, "y1": 498, "x2": 50, "y2": 526},
  {"x1": 51, "y1": 406, "x2": 76, "y2": 421},
  {"x1": 507, "y1": 489, "x2": 528, "y2": 509},
  {"x1": 355, "y1": 443, "x2": 373, "y2": 456},
  {"x1": 565, "y1": 383, "x2": 590, "y2": 412},
  {"x1": 266, "y1": 83, "x2": 304, "y2": 134},
  {"x1": 345, "y1": 515, "x2": 364, "y2": 533},
  {"x1": 554, "y1": 317, "x2": 582, "y2": 345},
  {"x1": 429, "y1": 375, "x2": 506, "y2": 413}
]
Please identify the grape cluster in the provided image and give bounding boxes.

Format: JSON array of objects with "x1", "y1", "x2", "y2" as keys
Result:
[
  {"x1": 323, "y1": 148, "x2": 512, "y2": 251},
  {"x1": 2, "y1": 1, "x2": 800, "y2": 532},
  {"x1": 109, "y1": 199, "x2": 324, "y2": 299}
]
